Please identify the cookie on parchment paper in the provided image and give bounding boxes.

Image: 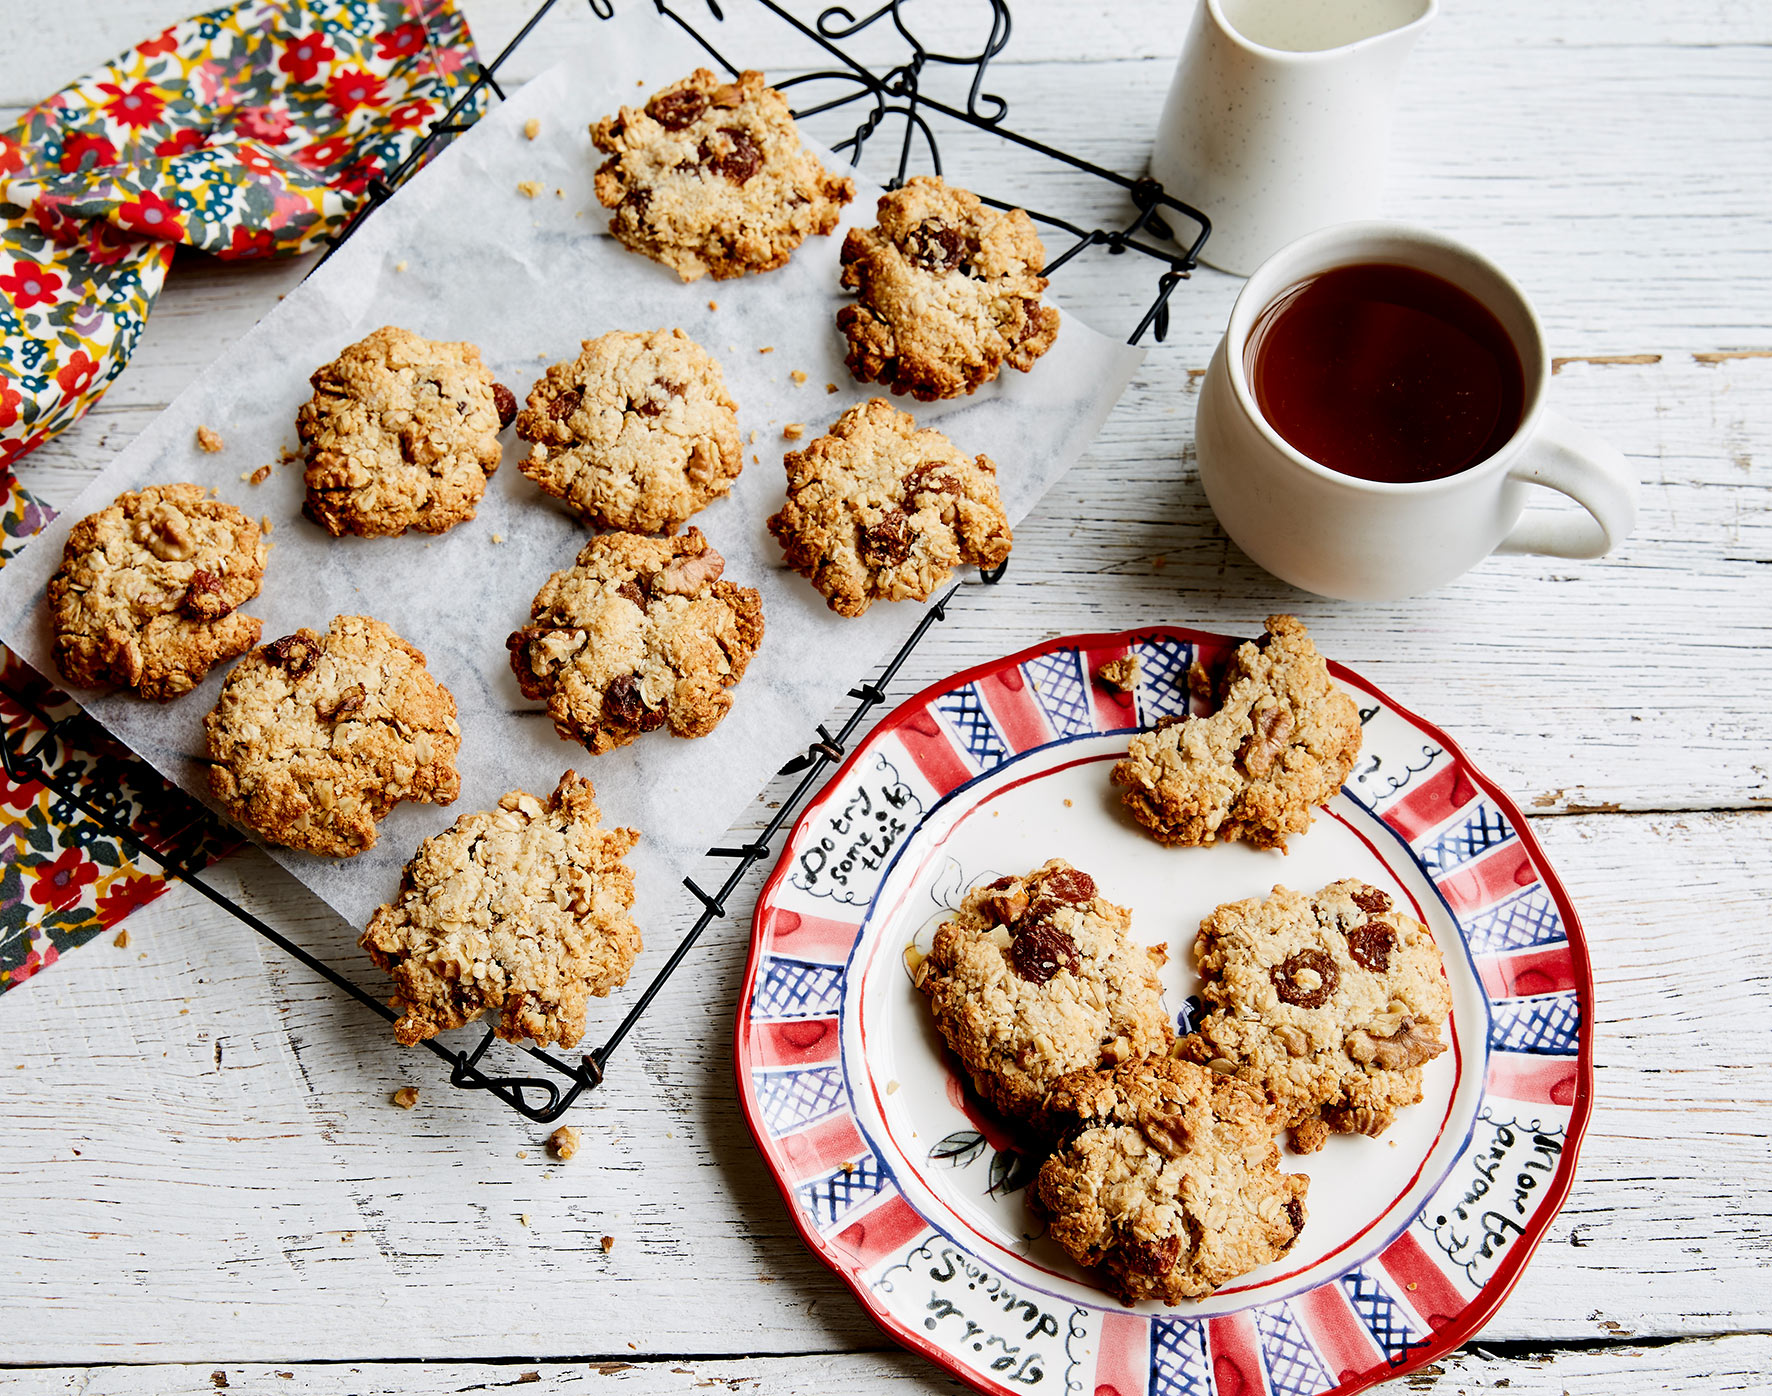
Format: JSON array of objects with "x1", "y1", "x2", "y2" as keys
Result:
[
  {"x1": 591, "y1": 68, "x2": 855, "y2": 282},
  {"x1": 1175, "y1": 879, "x2": 1452, "y2": 1153},
  {"x1": 913, "y1": 859, "x2": 1172, "y2": 1132},
  {"x1": 514, "y1": 328, "x2": 742, "y2": 534},
  {"x1": 1033, "y1": 1054, "x2": 1309, "y2": 1305},
  {"x1": 837, "y1": 175, "x2": 1061, "y2": 401},
  {"x1": 506, "y1": 527, "x2": 763, "y2": 756},
  {"x1": 767, "y1": 397, "x2": 1011, "y2": 618},
  {"x1": 203, "y1": 614, "x2": 461, "y2": 858},
  {"x1": 297, "y1": 326, "x2": 515, "y2": 539},
  {"x1": 1111, "y1": 614, "x2": 1362, "y2": 851},
  {"x1": 361, "y1": 771, "x2": 641, "y2": 1049},
  {"x1": 48, "y1": 482, "x2": 267, "y2": 702}
]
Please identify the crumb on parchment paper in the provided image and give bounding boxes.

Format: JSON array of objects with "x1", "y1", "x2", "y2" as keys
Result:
[
  {"x1": 790, "y1": 370, "x2": 807, "y2": 384},
  {"x1": 782, "y1": 423, "x2": 804, "y2": 441},
  {"x1": 196, "y1": 425, "x2": 224, "y2": 453},
  {"x1": 517, "y1": 180, "x2": 543, "y2": 198},
  {"x1": 825, "y1": 382, "x2": 838, "y2": 393},
  {"x1": 248, "y1": 464, "x2": 272, "y2": 485},
  {"x1": 524, "y1": 117, "x2": 540, "y2": 140}
]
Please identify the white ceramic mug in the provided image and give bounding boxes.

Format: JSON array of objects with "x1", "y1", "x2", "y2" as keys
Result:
[
  {"x1": 1150, "y1": 0, "x2": 1436, "y2": 275},
  {"x1": 1194, "y1": 222, "x2": 1638, "y2": 601}
]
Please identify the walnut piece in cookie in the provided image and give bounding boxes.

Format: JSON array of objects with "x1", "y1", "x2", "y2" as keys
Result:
[
  {"x1": 204, "y1": 615, "x2": 462, "y2": 857},
  {"x1": 360, "y1": 771, "x2": 641, "y2": 1049},
  {"x1": 507, "y1": 527, "x2": 763, "y2": 756},
  {"x1": 48, "y1": 483, "x2": 267, "y2": 701},
  {"x1": 297, "y1": 326, "x2": 514, "y2": 538},
  {"x1": 914, "y1": 859, "x2": 1172, "y2": 1133},
  {"x1": 1111, "y1": 614, "x2": 1362, "y2": 851},
  {"x1": 591, "y1": 68, "x2": 854, "y2": 282},
  {"x1": 1033, "y1": 1055, "x2": 1308, "y2": 1304},
  {"x1": 837, "y1": 175, "x2": 1061, "y2": 401},
  {"x1": 767, "y1": 398, "x2": 1011, "y2": 618},
  {"x1": 1176, "y1": 880, "x2": 1452, "y2": 1153},
  {"x1": 515, "y1": 328, "x2": 741, "y2": 533}
]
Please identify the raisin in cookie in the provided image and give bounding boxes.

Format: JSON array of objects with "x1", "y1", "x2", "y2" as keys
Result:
[
  {"x1": 48, "y1": 483, "x2": 267, "y2": 702},
  {"x1": 837, "y1": 175, "x2": 1061, "y2": 401},
  {"x1": 1176, "y1": 880, "x2": 1452, "y2": 1153},
  {"x1": 507, "y1": 528, "x2": 763, "y2": 755},
  {"x1": 361, "y1": 771, "x2": 641, "y2": 1049},
  {"x1": 514, "y1": 329, "x2": 741, "y2": 533},
  {"x1": 767, "y1": 398, "x2": 1011, "y2": 618},
  {"x1": 592, "y1": 68, "x2": 854, "y2": 282},
  {"x1": 204, "y1": 615, "x2": 462, "y2": 857},
  {"x1": 297, "y1": 326, "x2": 515, "y2": 538},
  {"x1": 1033, "y1": 1055, "x2": 1309, "y2": 1305},
  {"x1": 1111, "y1": 615, "x2": 1362, "y2": 851},
  {"x1": 913, "y1": 859, "x2": 1172, "y2": 1132}
]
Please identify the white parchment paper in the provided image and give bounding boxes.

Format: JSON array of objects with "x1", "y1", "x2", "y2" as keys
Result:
[{"x1": 0, "y1": 7, "x2": 1143, "y2": 940}]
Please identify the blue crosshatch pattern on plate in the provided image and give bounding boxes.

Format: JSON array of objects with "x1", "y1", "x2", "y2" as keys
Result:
[
  {"x1": 1488, "y1": 993, "x2": 1581, "y2": 1055},
  {"x1": 1461, "y1": 884, "x2": 1565, "y2": 955},
  {"x1": 1255, "y1": 1304, "x2": 1332, "y2": 1396},
  {"x1": 796, "y1": 1151, "x2": 889, "y2": 1230},
  {"x1": 754, "y1": 1065, "x2": 848, "y2": 1134},
  {"x1": 1340, "y1": 1269, "x2": 1423, "y2": 1365},
  {"x1": 1149, "y1": 1317, "x2": 1211, "y2": 1396},
  {"x1": 1416, "y1": 801, "x2": 1516, "y2": 875},
  {"x1": 754, "y1": 958, "x2": 846, "y2": 1019},
  {"x1": 1023, "y1": 649, "x2": 1094, "y2": 737},
  {"x1": 935, "y1": 682, "x2": 1010, "y2": 770},
  {"x1": 1132, "y1": 636, "x2": 1194, "y2": 724}
]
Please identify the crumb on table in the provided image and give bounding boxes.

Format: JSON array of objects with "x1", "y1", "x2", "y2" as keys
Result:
[
  {"x1": 391, "y1": 1086, "x2": 419, "y2": 1109},
  {"x1": 600, "y1": 1234, "x2": 615, "y2": 1252},
  {"x1": 548, "y1": 1125, "x2": 580, "y2": 1161},
  {"x1": 196, "y1": 425, "x2": 224, "y2": 453},
  {"x1": 113, "y1": 928, "x2": 130, "y2": 948}
]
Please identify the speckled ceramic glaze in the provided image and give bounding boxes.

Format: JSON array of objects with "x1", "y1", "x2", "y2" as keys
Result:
[
  {"x1": 1150, "y1": 0, "x2": 1437, "y2": 274},
  {"x1": 737, "y1": 625, "x2": 1594, "y2": 1396}
]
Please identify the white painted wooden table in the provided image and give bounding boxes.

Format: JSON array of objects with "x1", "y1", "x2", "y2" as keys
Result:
[{"x1": 3, "y1": 1, "x2": 1768, "y2": 1392}]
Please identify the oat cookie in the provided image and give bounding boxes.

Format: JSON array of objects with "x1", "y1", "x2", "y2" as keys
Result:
[
  {"x1": 1176, "y1": 880, "x2": 1452, "y2": 1153},
  {"x1": 913, "y1": 859, "x2": 1172, "y2": 1131},
  {"x1": 1111, "y1": 615, "x2": 1362, "y2": 851},
  {"x1": 297, "y1": 326, "x2": 514, "y2": 538},
  {"x1": 361, "y1": 771, "x2": 641, "y2": 1049},
  {"x1": 204, "y1": 614, "x2": 462, "y2": 857},
  {"x1": 767, "y1": 398, "x2": 1011, "y2": 618},
  {"x1": 592, "y1": 68, "x2": 855, "y2": 282},
  {"x1": 1033, "y1": 1055, "x2": 1309, "y2": 1305},
  {"x1": 837, "y1": 175, "x2": 1061, "y2": 401},
  {"x1": 507, "y1": 528, "x2": 763, "y2": 756},
  {"x1": 515, "y1": 329, "x2": 741, "y2": 533},
  {"x1": 48, "y1": 483, "x2": 267, "y2": 701}
]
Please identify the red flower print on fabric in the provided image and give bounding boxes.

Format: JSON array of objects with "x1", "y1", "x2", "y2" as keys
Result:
[
  {"x1": 116, "y1": 189, "x2": 185, "y2": 238},
  {"x1": 84, "y1": 221, "x2": 144, "y2": 267},
  {"x1": 98, "y1": 874, "x2": 165, "y2": 923},
  {"x1": 279, "y1": 32, "x2": 336, "y2": 85},
  {"x1": 99, "y1": 81, "x2": 166, "y2": 129},
  {"x1": 220, "y1": 224, "x2": 277, "y2": 259},
  {"x1": 294, "y1": 135, "x2": 353, "y2": 169},
  {"x1": 137, "y1": 30, "x2": 180, "y2": 57},
  {"x1": 375, "y1": 22, "x2": 428, "y2": 60},
  {"x1": 154, "y1": 128, "x2": 209, "y2": 158},
  {"x1": 0, "y1": 260, "x2": 65, "y2": 310},
  {"x1": 0, "y1": 376, "x2": 22, "y2": 431},
  {"x1": 386, "y1": 99, "x2": 435, "y2": 130},
  {"x1": 0, "y1": 770, "x2": 42, "y2": 809},
  {"x1": 29, "y1": 848, "x2": 101, "y2": 912},
  {"x1": 324, "y1": 68, "x2": 385, "y2": 113},
  {"x1": 59, "y1": 132, "x2": 120, "y2": 173},
  {"x1": 236, "y1": 106, "x2": 293, "y2": 144},
  {"x1": 54, "y1": 350, "x2": 101, "y2": 397}
]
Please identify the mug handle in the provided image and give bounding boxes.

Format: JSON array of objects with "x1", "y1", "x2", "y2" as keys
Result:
[{"x1": 1496, "y1": 410, "x2": 1637, "y2": 559}]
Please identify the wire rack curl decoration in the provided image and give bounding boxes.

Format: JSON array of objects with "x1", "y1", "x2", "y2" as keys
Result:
[{"x1": 2, "y1": 0, "x2": 1209, "y2": 1123}]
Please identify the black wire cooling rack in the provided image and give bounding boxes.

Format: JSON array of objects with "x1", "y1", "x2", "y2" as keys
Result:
[{"x1": 0, "y1": 0, "x2": 1208, "y2": 1123}]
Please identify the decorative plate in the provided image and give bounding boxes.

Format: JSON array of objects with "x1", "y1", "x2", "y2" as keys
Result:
[{"x1": 735, "y1": 626, "x2": 1593, "y2": 1396}]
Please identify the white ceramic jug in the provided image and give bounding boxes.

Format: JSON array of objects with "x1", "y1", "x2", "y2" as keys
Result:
[{"x1": 1150, "y1": 0, "x2": 1437, "y2": 275}]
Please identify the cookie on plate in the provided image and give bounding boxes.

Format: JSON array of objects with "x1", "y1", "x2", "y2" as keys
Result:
[
  {"x1": 767, "y1": 397, "x2": 1011, "y2": 618},
  {"x1": 514, "y1": 329, "x2": 742, "y2": 534},
  {"x1": 1176, "y1": 879, "x2": 1452, "y2": 1153},
  {"x1": 591, "y1": 67, "x2": 855, "y2": 282},
  {"x1": 1111, "y1": 614, "x2": 1362, "y2": 851},
  {"x1": 1033, "y1": 1055, "x2": 1309, "y2": 1305},
  {"x1": 204, "y1": 614, "x2": 462, "y2": 857},
  {"x1": 506, "y1": 527, "x2": 763, "y2": 755},
  {"x1": 913, "y1": 859, "x2": 1173, "y2": 1131},
  {"x1": 837, "y1": 175, "x2": 1061, "y2": 401},
  {"x1": 297, "y1": 326, "x2": 515, "y2": 538},
  {"x1": 48, "y1": 483, "x2": 267, "y2": 702},
  {"x1": 360, "y1": 771, "x2": 641, "y2": 1048}
]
